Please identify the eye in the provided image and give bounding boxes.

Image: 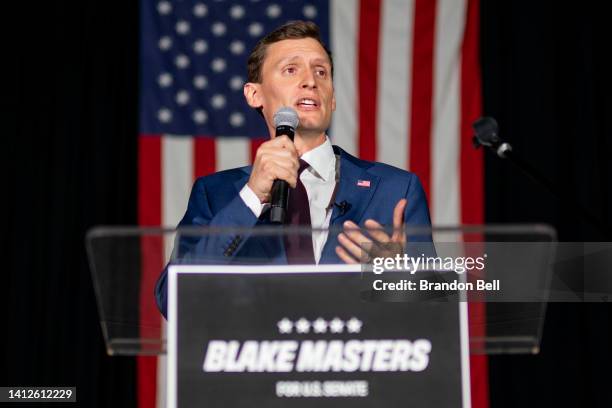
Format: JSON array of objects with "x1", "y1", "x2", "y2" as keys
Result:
[
  {"x1": 283, "y1": 65, "x2": 297, "y2": 74},
  {"x1": 315, "y1": 68, "x2": 328, "y2": 78}
]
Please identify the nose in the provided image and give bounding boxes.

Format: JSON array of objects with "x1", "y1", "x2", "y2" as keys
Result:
[{"x1": 300, "y1": 70, "x2": 317, "y2": 89}]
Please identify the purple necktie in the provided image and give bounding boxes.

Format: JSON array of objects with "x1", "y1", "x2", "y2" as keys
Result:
[{"x1": 285, "y1": 159, "x2": 315, "y2": 264}]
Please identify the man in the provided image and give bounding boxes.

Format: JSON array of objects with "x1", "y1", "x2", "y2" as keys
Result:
[{"x1": 155, "y1": 21, "x2": 432, "y2": 317}]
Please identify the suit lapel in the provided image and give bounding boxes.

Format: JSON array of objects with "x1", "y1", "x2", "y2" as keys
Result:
[
  {"x1": 320, "y1": 147, "x2": 380, "y2": 263},
  {"x1": 330, "y1": 146, "x2": 380, "y2": 226}
]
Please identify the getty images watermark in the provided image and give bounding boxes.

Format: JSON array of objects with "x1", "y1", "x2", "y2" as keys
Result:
[
  {"x1": 361, "y1": 242, "x2": 612, "y2": 303},
  {"x1": 364, "y1": 251, "x2": 500, "y2": 298}
]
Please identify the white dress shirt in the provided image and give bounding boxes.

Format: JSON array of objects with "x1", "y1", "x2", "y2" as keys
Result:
[{"x1": 239, "y1": 137, "x2": 337, "y2": 263}]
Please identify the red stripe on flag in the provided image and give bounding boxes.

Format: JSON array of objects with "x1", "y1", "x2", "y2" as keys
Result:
[
  {"x1": 137, "y1": 135, "x2": 162, "y2": 408},
  {"x1": 250, "y1": 137, "x2": 267, "y2": 164},
  {"x1": 137, "y1": 357, "x2": 158, "y2": 408},
  {"x1": 409, "y1": 0, "x2": 436, "y2": 201},
  {"x1": 461, "y1": 1, "x2": 484, "y2": 226},
  {"x1": 460, "y1": 0, "x2": 489, "y2": 407},
  {"x1": 357, "y1": 0, "x2": 381, "y2": 161},
  {"x1": 139, "y1": 136, "x2": 162, "y2": 227},
  {"x1": 194, "y1": 136, "x2": 217, "y2": 178}
]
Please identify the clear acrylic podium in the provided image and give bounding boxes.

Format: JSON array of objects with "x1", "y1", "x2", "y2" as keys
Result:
[{"x1": 86, "y1": 224, "x2": 558, "y2": 357}]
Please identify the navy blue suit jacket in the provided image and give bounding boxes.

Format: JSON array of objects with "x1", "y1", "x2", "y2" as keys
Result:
[{"x1": 155, "y1": 146, "x2": 432, "y2": 317}]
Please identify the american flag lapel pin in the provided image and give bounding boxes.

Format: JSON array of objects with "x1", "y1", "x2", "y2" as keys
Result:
[{"x1": 357, "y1": 179, "x2": 371, "y2": 188}]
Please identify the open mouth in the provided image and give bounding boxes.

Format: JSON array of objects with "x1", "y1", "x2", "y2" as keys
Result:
[{"x1": 296, "y1": 98, "x2": 319, "y2": 109}]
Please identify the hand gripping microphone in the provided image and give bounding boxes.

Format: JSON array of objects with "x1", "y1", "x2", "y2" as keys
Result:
[{"x1": 269, "y1": 107, "x2": 300, "y2": 223}]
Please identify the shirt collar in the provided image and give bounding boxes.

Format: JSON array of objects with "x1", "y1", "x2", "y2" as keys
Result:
[{"x1": 300, "y1": 136, "x2": 335, "y2": 182}]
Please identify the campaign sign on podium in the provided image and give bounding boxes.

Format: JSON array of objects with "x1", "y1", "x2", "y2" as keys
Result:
[{"x1": 167, "y1": 264, "x2": 471, "y2": 408}]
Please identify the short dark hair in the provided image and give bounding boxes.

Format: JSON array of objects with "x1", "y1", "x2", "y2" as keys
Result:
[{"x1": 247, "y1": 20, "x2": 333, "y2": 83}]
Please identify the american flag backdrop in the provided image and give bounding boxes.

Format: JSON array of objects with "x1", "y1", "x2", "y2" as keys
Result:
[{"x1": 137, "y1": 0, "x2": 485, "y2": 407}]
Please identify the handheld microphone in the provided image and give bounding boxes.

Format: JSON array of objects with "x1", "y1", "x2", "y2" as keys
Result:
[{"x1": 269, "y1": 107, "x2": 300, "y2": 223}]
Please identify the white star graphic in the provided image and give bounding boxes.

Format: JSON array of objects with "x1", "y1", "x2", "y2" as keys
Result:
[
  {"x1": 329, "y1": 318, "x2": 344, "y2": 333},
  {"x1": 175, "y1": 20, "x2": 190, "y2": 35},
  {"x1": 211, "y1": 58, "x2": 226, "y2": 73},
  {"x1": 229, "y1": 40, "x2": 245, "y2": 55},
  {"x1": 229, "y1": 76, "x2": 244, "y2": 91},
  {"x1": 230, "y1": 4, "x2": 245, "y2": 19},
  {"x1": 193, "y1": 39, "x2": 208, "y2": 54},
  {"x1": 229, "y1": 112, "x2": 244, "y2": 127},
  {"x1": 249, "y1": 22, "x2": 263, "y2": 37},
  {"x1": 211, "y1": 22, "x2": 227, "y2": 37},
  {"x1": 295, "y1": 318, "x2": 311, "y2": 334},
  {"x1": 277, "y1": 318, "x2": 293, "y2": 334},
  {"x1": 175, "y1": 54, "x2": 190, "y2": 69},
  {"x1": 158, "y1": 36, "x2": 172, "y2": 51},
  {"x1": 192, "y1": 109, "x2": 208, "y2": 124},
  {"x1": 175, "y1": 90, "x2": 189, "y2": 105},
  {"x1": 193, "y1": 3, "x2": 208, "y2": 18},
  {"x1": 266, "y1": 4, "x2": 282, "y2": 18},
  {"x1": 157, "y1": 1, "x2": 172, "y2": 15},
  {"x1": 346, "y1": 317, "x2": 363, "y2": 333},
  {"x1": 303, "y1": 5, "x2": 318, "y2": 19},
  {"x1": 157, "y1": 72, "x2": 172, "y2": 88},
  {"x1": 312, "y1": 318, "x2": 328, "y2": 333},
  {"x1": 157, "y1": 108, "x2": 172, "y2": 123},
  {"x1": 193, "y1": 75, "x2": 208, "y2": 90},
  {"x1": 210, "y1": 94, "x2": 226, "y2": 109}
]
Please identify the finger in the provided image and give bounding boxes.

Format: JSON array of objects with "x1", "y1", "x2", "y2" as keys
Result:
[
  {"x1": 339, "y1": 229, "x2": 373, "y2": 262},
  {"x1": 261, "y1": 137, "x2": 298, "y2": 161},
  {"x1": 364, "y1": 219, "x2": 392, "y2": 244},
  {"x1": 272, "y1": 135, "x2": 298, "y2": 154},
  {"x1": 267, "y1": 155, "x2": 299, "y2": 173},
  {"x1": 270, "y1": 166, "x2": 297, "y2": 188},
  {"x1": 392, "y1": 199, "x2": 408, "y2": 242},
  {"x1": 393, "y1": 199, "x2": 407, "y2": 228},
  {"x1": 335, "y1": 246, "x2": 359, "y2": 264},
  {"x1": 271, "y1": 134, "x2": 292, "y2": 145},
  {"x1": 260, "y1": 148, "x2": 300, "y2": 173},
  {"x1": 337, "y1": 232, "x2": 369, "y2": 261},
  {"x1": 257, "y1": 138, "x2": 281, "y2": 157},
  {"x1": 343, "y1": 221, "x2": 373, "y2": 249},
  {"x1": 259, "y1": 146, "x2": 298, "y2": 164},
  {"x1": 259, "y1": 152, "x2": 298, "y2": 177}
]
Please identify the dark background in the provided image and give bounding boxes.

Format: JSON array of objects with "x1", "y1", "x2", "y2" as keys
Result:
[
  {"x1": 481, "y1": 2, "x2": 612, "y2": 407},
  {"x1": 7, "y1": 0, "x2": 611, "y2": 406}
]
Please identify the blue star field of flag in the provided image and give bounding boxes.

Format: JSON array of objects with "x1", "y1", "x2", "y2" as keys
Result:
[{"x1": 139, "y1": 0, "x2": 329, "y2": 137}]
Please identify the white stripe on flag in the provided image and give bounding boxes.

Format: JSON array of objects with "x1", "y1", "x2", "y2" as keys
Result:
[
  {"x1": 160, "y1": 135, "x2": 194, "y2": 408},
  {"x1": 215, "y1": 137, "x2": 250, "y2": 171},
  {"x1": 162, "y1": 135, "x2": 194, "y2": 229},
  {"x1": 376, "y1": 0, "x2": 415, "y2": 170},
  {"x1": 156, "y1": 346, "x2": 167, "y2": 408},
  {"x1": 330, "y1": 0, "x2": 358, "y2": 155},
  {"x1": 431, "y1": 0, "x2": 465, "y2": 225}
]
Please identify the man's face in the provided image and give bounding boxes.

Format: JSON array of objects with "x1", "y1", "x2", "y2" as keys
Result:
[{"x1": 245, "y1": 38, "x2": 335, "y2": 136}]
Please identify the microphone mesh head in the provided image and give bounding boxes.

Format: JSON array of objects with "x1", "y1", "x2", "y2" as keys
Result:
[{"x1": 273, "y1": 107, "x2": 299, "y2": 129}]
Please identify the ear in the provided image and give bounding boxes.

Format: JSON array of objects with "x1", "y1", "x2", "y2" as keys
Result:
[{"x1": 243, "y1": 82, "x2": 263, "y2": 109}]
